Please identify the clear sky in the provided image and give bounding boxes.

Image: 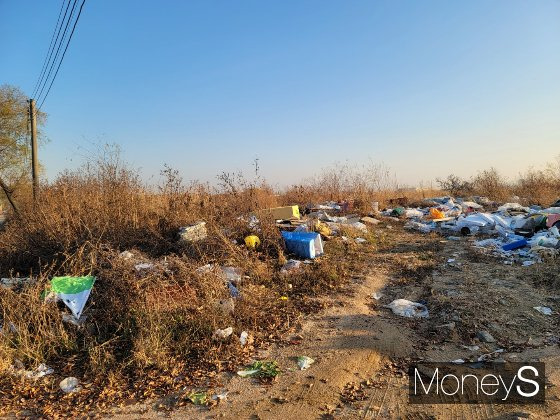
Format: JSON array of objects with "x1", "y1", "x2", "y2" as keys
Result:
[{"x1": 1, "y1": 0, "x2": 559, "y2": 188}]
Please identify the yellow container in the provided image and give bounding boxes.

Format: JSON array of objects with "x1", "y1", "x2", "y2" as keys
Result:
[{"x1": 244, "y1": 235, "x2": 261, "y2": 248}]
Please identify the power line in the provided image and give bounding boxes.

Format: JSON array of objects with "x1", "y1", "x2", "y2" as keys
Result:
[
  {"x1": 35, "y1": 0, "x2": 79, "y2": 106},
  {"x1": 38, "y1": 0, "x2": 86, "y2": 110},
  {"x1": 31, "y1": 0, "x2": 71, "y2": 99}
]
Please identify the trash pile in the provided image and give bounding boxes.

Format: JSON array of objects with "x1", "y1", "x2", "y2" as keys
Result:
[
  {"x1": 242, "y1": 204, "x2": 376, "y2": 261},
  {"x1": 384, "y1": 196, "x2": 560, "y2": 265}
]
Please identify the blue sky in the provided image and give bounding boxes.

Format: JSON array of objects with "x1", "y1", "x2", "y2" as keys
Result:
[{"x1": 1, "y1": 0, "x2": 559, "y2": 187}]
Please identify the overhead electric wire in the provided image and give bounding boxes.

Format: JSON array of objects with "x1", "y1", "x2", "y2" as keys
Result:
[
  {"x1": 37, "y1": 0, "x2": 86, "y2": 110},
  {"x1": 35, "y1": 0, "x2": 79, "y2": 106},
  {"x1": 31, "y1": 0, "x2": 71, "y2": 99}
]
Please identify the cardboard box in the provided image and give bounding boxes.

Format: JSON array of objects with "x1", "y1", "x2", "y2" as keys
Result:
[{"x1": 263, "y1": 205, "x2": 300, "y2": 220}]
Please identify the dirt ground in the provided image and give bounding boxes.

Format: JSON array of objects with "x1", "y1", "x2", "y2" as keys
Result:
[{"x1": 105, "y1": 228, "x2": 560, "y2": 420}]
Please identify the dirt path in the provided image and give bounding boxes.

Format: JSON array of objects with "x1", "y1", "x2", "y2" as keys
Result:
[{"x1": 109, "y1": 234, "x2": 560, "y2": 419}]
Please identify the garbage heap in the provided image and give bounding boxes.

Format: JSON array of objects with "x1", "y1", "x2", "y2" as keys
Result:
[{"x1": 386, "y1": 196, "x2": 560, "y2": 266}]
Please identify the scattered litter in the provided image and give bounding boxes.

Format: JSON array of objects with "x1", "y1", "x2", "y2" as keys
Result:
[
  {"x1": 236, "y1": 368, "x2": 260, "y2": 378},
  {"x1": 534, "y1": 306, "x2": 552, "y2": 316},
  {"x1": 451, "y1": 359, "x2": 465, "y2": 364},
  {"x1": 227, "y1": 282, "x2": 240, "y2": 298},
  {"x1": 391, "y1": 207, "x2": 404, "y2": 217},
  {"x1": 360, "y1": 216, "x2": 380, "y2": 225},
  {"x1": 240, "y1": 331, "x2": 249, "y2": 346},
  {"x1": 178, "y1": 221, "x2": 207, "y2": 242},
  {"x1": 186, "y1": 391, "x2": 208, "y2": 405},
  {"x1": 222, "y1": 266, "x2": 242, "y2": 283},
  {"x1": 404, "y1": 208, "x2": 424, "y2": 218},
  {"x1": 461, "y1": 201, "x2": 483, "y2": 210},
  {"x1": 196, "y1": 264, "x2": 215, "y2": 274},
  {"x1": 385, "y1": 299, "x2": 429, "y2": 318},
  {"x1": 244, "y1": 235, "x2": 261, "y2": 249},
  {"x1": 477, "y1": 349, "x2": 505, "y2": 362},
  {"x1": 281, "y1": 259, "x2": 302, "y2": 274},
  {"x1": 46, "y1": 276, "x2": 95, "y2": 319},
  {"x1": 390, "y1": 196, "x2": 560, "y2": 266},
  {"x1": 372, "y1": 292, "x2": 383, "y2": 300},
  {"x1": 297, "y1": 356, "x2": 315, "y2": 370},
  {"x1": 119, "y1": 250, "x2": 134, "y2": 259},
  {"x1": 213, "y1": 327, "x2": 233, "y2": 341},
  {"x1": 24, "y1": 364, "x2": 54, "y2": 379},
  {"x1": 502, "y1": 239, "x2": 528, "y2": 251},
  {"x1": 355, "y1": 237, "x2": 367, "y2": 244},
  {"x1": 281, "y1": 231, "x2": 323, "y2": 259},
  {"x1": 447, "y1": 258, "x2": 456, "y2": 263},
  {"x1": 498, "y1": 203, "x2": 529, "y2": 213},
  {"x1": 60, "y1": 377, "x2": 82, "y2": 393},
  {"x1": 263, "y1": 205, "x2": 300, "y2": 220},
  {"x1": 134, "y1": 263, "x2": 154, "y2": 271},
  {"x1": 350, "y1": 221, "x2": 368, "y2": 232},
  {"x1": 212, "y1": 391, "x2": 228, "y2": 403},
  {"x1": 237, "y1": 360, "x2": 280, "y2": 378},
  {"x1": 405, "y1": 221, "x2": 433, "y2": 233},
  {"x1": 462, "y1": 345, "x2": 480, "y2": 351},
  {"x1": 0, "y1": 321, "x2": 17, "y2": 334},
  {"x1": 312, "y1": 220, "x2": 331, "y2": 237},
  {"x1": 429, "y1": 208, "x2": 445, "y2": 219}
]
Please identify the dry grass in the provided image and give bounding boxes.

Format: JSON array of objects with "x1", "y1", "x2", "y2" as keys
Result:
[
  {"x1": 437, "y1": 156, "x2": 560, "y2": 206},
  {"x1": 0, "y1": 150, "x2": 385, "y2": 416}
]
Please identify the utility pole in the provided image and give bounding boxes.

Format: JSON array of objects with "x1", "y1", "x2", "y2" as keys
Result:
[{"x1": 29, "y1": 99, "x2": 39, "y2": 201}]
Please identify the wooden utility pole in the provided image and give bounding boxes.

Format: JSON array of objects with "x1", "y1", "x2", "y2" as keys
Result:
[
  {"x1": 29, "y1": 99, "x2": 39, "y2": 201},
  {"x1": 0, "y1": 176, "x2": 19, "y2": 215}
]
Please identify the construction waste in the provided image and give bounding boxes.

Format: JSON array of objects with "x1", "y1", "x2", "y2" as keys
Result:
[{"x1": 385, "y1": 196, "x2": 560, "y2": 265}]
